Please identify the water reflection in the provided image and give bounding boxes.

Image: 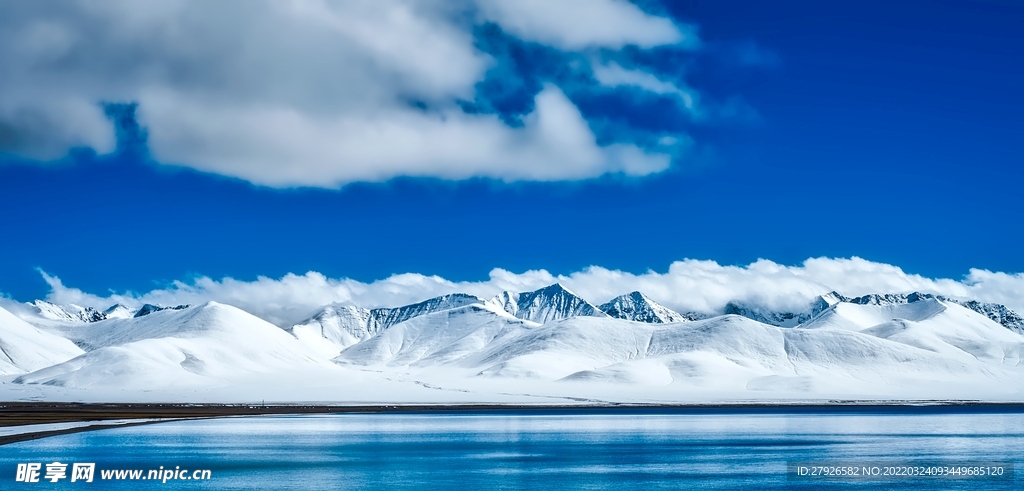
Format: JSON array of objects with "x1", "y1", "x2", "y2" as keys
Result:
[{"x1": 3, "y1": 409, "x2": 1023, "y2": 490}]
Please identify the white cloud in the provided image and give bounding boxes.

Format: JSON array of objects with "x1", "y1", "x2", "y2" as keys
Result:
[
  {"x1": 144, "y1": 84, "x2": 670, "y2": 186},
  {"x1": 476, "y1": 0, "x2": 694, "y2": 50},
  {"x1": 0, "y1": 0, "x2": 691, "y2": 187},
  {"x1": 34, "y1": 257, "x2": 1024, "y2": 327}
]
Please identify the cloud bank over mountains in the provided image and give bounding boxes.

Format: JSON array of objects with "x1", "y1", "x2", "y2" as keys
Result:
[
  {"x1": 21, "y1": 257, "x2": 1024, "y2": 327},
  {"x1": 0, "y1": 0, "x2": 710, "y2": 187}
]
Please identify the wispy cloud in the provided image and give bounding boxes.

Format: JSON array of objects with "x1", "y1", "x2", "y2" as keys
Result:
[
  {"x1": 32, "y1": 257, "x2": 1024, "y2": 327},
  {"x1": 592, "y1": 62, "x2": 698, "y2": 113}
]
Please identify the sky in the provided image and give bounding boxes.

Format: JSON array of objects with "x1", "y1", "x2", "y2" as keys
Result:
[{"x1": 1, "y1": 0, "x2": 1022, "y2": 311}]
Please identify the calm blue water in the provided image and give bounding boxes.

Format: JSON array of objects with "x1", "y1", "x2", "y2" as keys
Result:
[{"x1": 3, "y1": 408, "x2": 1023, "y2": 490}]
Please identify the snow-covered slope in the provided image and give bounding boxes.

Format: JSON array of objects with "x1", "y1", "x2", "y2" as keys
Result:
[
  {"x1": 134, "y1": 303, "x2": 190, "y2": 318},
  {"x1": 717, "y1": 290, "x2": 1024, "y2": 336},
  {"x1": 14, "y1": 302, "x2": 326, "y2": 388},
  {"x1": 812, "y1": 291, "x2": 848, "y2": 315},
  {"x1": 492, "y1": 283, "x2": 606, "y2": 323},
  {"x1": 723, "y1": 302, "x2": 811, "y2": 327},
  {"x1": 0, "y1": 306, "x2": 84, "y2": 374},
  {"x1": 288, "y1": 293, "x2": 485, "y2": 356},
  {"x1": 469, "y1": 313, "x2": 1011, "y2": 391},
  {"x1": 718, "y1": 291, "x2": 850, "y2": 328},
  {"x1": 599, "y1": 291, "x2": 692, "y2": 323},
  {"x1": 289, "y1": 304, "x2": 375, "y2": 357},
  {"x1": 371, "y1": 293, "x2": 484, "y2": 330},
  {"x1": 801, "y1": 291, "x2": 1024, "y2": 333},
  {"x1": 336, "y1": 302, "x2": 537, "y2": 367},
  {"x1": 942, "y1": 298, "x2": 1024, "y2": 333},
  {"x1": 800, "y1": 296, "x2": 1024, "y2": 365},
  {"x1": 801, "y1": 294, "x2": 946, "y2": 331}
]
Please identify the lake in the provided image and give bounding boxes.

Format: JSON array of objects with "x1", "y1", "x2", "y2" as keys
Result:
[{"x1": 3, "y1": 407, "x2": 1023, "y2": 490}]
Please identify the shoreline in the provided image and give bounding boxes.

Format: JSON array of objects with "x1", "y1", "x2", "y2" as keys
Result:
[
  {"x1": 4, "y1": 401, "x2": 1024, "y2": 446},
  {"x1": 0, "y1": 419, "x2": 179, "y2": 446},
  {"x1": 3, "y1": 399, "x2": 1024, "y2": 419}
]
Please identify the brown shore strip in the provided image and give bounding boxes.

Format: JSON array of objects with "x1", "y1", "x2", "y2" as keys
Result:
[
  {"x1": 0, "y1": 420, "x2": 174, "y2": 446},
  {"x1": 3, "y1": 401, "x2": 1024, "y2": 446}
]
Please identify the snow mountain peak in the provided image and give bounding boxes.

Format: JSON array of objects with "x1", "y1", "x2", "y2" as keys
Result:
[
  {"x1": 497, "y1": 283, "x2": 606, "y2": 323},
  {"x1": 848, "y1": 292, "x2": 935, "y2": 306},
  {"x1": 101, "y1": 304, "x2": 134, "y2": 320},
  {"x1": 31, "y1": 300, "x2": 107, "y2": 323},
  {"x1": 134, "y1": 303, "x2": 191, "y2": 318},
  {"x1": 598, "y1": 291, "x2": 691, "y2": 323}
]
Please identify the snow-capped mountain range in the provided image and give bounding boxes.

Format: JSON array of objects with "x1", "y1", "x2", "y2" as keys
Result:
[
  {"x1": 31, "y1": 300, "x2": 191, "y2": 323},
  {"x1": 3, "y1": 283, "x2": 1024, "y2": 403}
]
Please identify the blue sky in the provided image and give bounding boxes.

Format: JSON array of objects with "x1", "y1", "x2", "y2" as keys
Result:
[{"x1": 1, "y1": 0, "x2": 1022, "y2": 303}]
